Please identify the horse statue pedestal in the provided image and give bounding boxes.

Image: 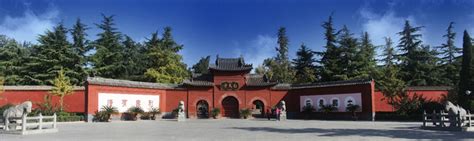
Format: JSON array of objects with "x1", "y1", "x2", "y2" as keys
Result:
[
  {"x1": 177, "y1": 101, "x2": 186, "y2": 122},
  {"x1": 177, "y1": 112, "x2": 186, "y2": 122},
  {"x1": 279, "y1": 111, "x2": 287, "y2": 121}
]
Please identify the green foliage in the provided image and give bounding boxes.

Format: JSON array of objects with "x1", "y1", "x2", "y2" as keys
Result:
[
  {"x1": 0, "y1": 75, "x2": 4, "y2": 97},
  {"x1": 438, "y1": 22, "x2": 461, "y2": 86},
  {"x1": 33, "y1": 94, "x2": 60, "y2": 116},
  {"x1": 261, "y1": 27, "x2": 295, "y2": 83},
  {"x1": 91, "y1": 14, "x2": 126, "y2": 79},
  {"x1": 121, "y1": 36, "x2": 148, "y2": 81},
  {"x1": 50, "y1": 68, "x2": 74, "y2": 111},
  {"x1": 345, "y1": 104, "x2": 360, "y2": 112},
  {"x1": 145, "y1": 27, "x2": 189, "y2": 84},
  {"x1": 192, "y1": 56, "x2": 211, "y2": 74},
  {"x1": 70, "y1": 18, "x2": 90, "y2": 83},
  {"x1": 211, "y1": 108, "x2": 220, "y2": 118},
  {"x1": 319, "y1": 104, "x2": 337, "y2": 113},
  {"x1": 0, "y1": 35, "x2": 31, "y2": 85},
  {"x1": 318, "y1": 15, "x2": 341, "y2": 82},
  {"x1": 127, "y1": 106, "x2": 144, "y2": 120},
  {"x1": 94, "y1": 105, "x2": 118, "y2": 122},
  {"x1": 292, "y1": 44, "x2": 317, "y2": 83},
  {"x1": 149, "y1": 107, "x2": 161, "y2": 120},
  {"x1": 239, "y1": 108, "x2": 251, "y2": 119},
  {"x1": 24, "y1": 23, "x2": 83, "y2": 85},
  {"x1": 392, "y1": 93, "x2": 425, "y2": 116}
]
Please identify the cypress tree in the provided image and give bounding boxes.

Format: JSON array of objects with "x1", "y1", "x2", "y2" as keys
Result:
[
  {"x1": 122, "y1": 36, "x2": 147, "y2": 80},
  {"x1": 458, "y1": 30, "x2": 473, "y2": 109},
  {"x1": 70, "y1": 18, "x2": 90, "y2": 84},
  {"x1": 337, "y1": 25, "x2": 358, "y2": 80},
  {"x1": 292, "y1": 43, "x2": 317, "y2": 83},
  {"x1": 357, "y1": 32, "x2": 377, "y2": 79}
]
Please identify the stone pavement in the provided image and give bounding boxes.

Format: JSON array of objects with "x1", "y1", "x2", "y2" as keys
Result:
[{"x1": 1, "y1": 119, "x2": 473, "y2": 141}]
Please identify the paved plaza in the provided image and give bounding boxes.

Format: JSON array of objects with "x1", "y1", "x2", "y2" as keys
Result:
[{"x1": 1, "y1": 119, "x2": 473, "y2": 141}]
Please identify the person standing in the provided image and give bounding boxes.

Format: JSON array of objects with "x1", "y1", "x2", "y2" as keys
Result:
[
  {"x1": 276, "y1": 107, "x2": 281, "y2": 121},
  {"x1": 266, "y1": 109, "x2": 271, "y2": 120}
]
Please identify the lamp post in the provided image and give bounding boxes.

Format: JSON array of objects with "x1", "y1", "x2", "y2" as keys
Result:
[{"x1": 466, "y1": 90, "x2": 471, "y2": 96}]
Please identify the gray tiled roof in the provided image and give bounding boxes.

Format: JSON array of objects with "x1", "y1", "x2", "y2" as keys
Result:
[
  {"x1": 183, "y1": 73, "x2": 214, "y2": 87},
  {"x1": 288, "y1": 79, "x2": 373, "y2": 90},
  {"x1": 209, "y1": 57, "x2": 252, "y2": 71},
  {"x1": 3, "y1": 85, "x2": 85, "y2": 91},
  {"x1": 246, "y1": 74, "x2": 278, "y2": 87},
  {"x1": 87, "y1": 77, "x2": 178, "y2": 89}
]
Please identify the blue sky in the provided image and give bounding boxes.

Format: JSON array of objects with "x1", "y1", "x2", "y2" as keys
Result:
[{"x1": 0, "y1": 0, "x2": 474, "y2": 67}]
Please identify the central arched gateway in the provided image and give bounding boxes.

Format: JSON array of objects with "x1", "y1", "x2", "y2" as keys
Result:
[{"x1": 221, "y1": 96, "x2": 239, "y2": 118}]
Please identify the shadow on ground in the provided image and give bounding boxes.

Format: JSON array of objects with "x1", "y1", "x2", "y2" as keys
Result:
[{"x1": 229, "y1": 126, "x2": 474, "y2": 139}]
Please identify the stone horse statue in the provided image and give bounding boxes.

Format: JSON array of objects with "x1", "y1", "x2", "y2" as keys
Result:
[
  {"x1": 2, "y1": 101, "x2": 32, "y2": 130},
  {"x1": 444, "y1": 101, "x2": 467, "y2": 127}
]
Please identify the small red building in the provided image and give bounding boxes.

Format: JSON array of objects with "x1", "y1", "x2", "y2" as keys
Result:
[{"x1": 0, "y1": 57, "x2": 450, "y2": 121}]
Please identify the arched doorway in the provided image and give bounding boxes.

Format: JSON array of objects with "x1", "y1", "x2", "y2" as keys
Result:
[
  {"x1": 252, "y1": 100, "x2": 265, "y2": 118},
  {"x1": 196, "y1": 100, "x2": 209, "y2": 119},
  {"x1": 222, "y1": 96, "x2": 239, "y2": 118}
]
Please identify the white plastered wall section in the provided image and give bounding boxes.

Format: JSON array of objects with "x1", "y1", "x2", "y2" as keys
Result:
[
  {"x1": 98, "y1": 93, "x2": 160, "y2": 112},
  {"x1": 300, "y1": 93, "x2": 362, "y2": 112}
]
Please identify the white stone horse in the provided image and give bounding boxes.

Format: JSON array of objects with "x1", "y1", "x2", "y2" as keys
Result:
[
  {"x1": 445, "y1": 101, "x2": 467, "y2": 127},
  {"x1": 2, "y1": 101, "x2": 32, "y2": 130}
]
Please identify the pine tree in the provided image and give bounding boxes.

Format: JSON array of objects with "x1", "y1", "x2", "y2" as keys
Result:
[
  {"x1": 0, "y1": 35, "x2": 30, "y2": 85},
  {"x1": 24, "y1": 23, "x2": 82, "y2": 85},
  {"x1": 458, "y1": 30, "x2": 473, "y2": 109},
  {"x1": 292, "y1": 44, "x2": 317, "y2": 83},
  {"x1": 91, "y1": 14, "x2": 125, "y2": 79},
  {"x1": 397, "y1": 20, "x2": 425, "y2": 86},
  {"x1": 438, "y1": 22, "x2": 461, "y2": 86},
  {"x1": 318, "y1": 15, "x2": 341, "y2": 81},
  {"x1": 268, "y1": 27, "x2": 295, "y2": 83},
  {"x1": 0, "y1": 75, "x2": 4, "y2": 98},
  {"x1": 337, "y1": 25, "x2": 358, "y2": 80},
  {"x1": 192, "y1": 56, "x2": 211, "y2": 74},
  {"x1": 71, "y1": 18, "x2": 90, "y2": 81},
  {"x1": 145, "y1": 27, "x2": 189, "y2": 84},
  {"x1": 378, "y1": 37, "x2": 406, "y2": 108},
  {"x1": 122, "y1": 36, "x2": 147, "y2": 80},
  {"x1": 357, "y1": 32, "x2": 377, "y2": 79},
  {"x1": 50, "y1": 68, "x2": 73, "y2": 111},
  {"x1": 382, "y1": 37, "x2": 395, "y2": 67}
]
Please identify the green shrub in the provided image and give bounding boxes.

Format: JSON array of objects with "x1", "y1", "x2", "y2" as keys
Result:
[
  {"x1": 240, "y1": 108, "x2": 251, "y2": 119},
  {"x1": 58, "y1": 116, "x2": 84, "y2": 122},
  {"x1": 149, "y1": 107, "x2": 161, "y2": 120},
  {"x1": 140, "y1": 112, "x2": 151, "y2": 120},
  {"x1": 127, "y1": 106, "x2": 144, "y2": 121},
  {"x1": 211, "y1": 108, "x2": 220, "y2": 119},
  {"x1": 94, "y1": 106, "x2": 118, "y2": 122}
]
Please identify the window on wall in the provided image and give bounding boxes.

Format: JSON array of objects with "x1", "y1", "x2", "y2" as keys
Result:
[
  {"x1": 331, "y1": 98, "x2": 339, "y2": 107},
  {"x1": 345, "y1": 97, "x2": 356, "y2": 108},
  {"x1": 305, "y1": 99, "x2": 312, "y2": 107},
  {"x1": 318, "y1": 98, "x2": 325, "y2": 107}
]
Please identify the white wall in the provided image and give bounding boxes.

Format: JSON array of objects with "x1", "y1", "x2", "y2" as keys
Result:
[
  {"x1": 300, "y1": 93, "x2": 362, "y2": 112},
  {"x1": 98, "y1": 93, "x2": 160, "y2": 112}
]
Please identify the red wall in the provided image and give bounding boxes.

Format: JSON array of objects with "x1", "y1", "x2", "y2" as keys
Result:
[
  {"x1": 0, "y1": 89, "x2": 85, "y2": 113},
  {"x1": 374, "y1": 90, "x2": 448, "y2": 112}
]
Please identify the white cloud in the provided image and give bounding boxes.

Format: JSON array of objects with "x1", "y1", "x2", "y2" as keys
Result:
[
  {"x1": 360, "y1": 8, "x2": 408, "y2": 46},
  {"x1": 234, "y1": 35, "x2": 277, "y2": 69},
  {"x1": 0, "y1": 8, "x2": 59, "y2": 43}
]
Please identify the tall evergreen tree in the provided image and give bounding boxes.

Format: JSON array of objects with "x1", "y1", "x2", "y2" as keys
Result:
[
  {"x1": 0, "y1": 35, "x2": 30, "y2": 85},
  {"x1": 122, "y1": 36, "x2": 147, "y2": 80},
  {"x1": 70, "y1": 18, "x2": 90, "y2": 84},
  {"x1": 292, "y1": 44, "x2": 317, "y2": 83},
  {"x1": 91, "y1": 14, "x2": 125, "y2": 79},
  {"x1": 267, "y1": 27, "x2": 295, "y2": 83},
  {"x1": 192, "y1": 56, "x2": 211, "y2": 74},
  {"x1": 378, "y1": 37, "x2": 406, "y2": 108},
  {"x1": 145, "y1": 27, "x2": 189, "y2": 84},
  {"x1": 397, "y1": 20, "x2": 426, "y2": 86},
  {"x1": 357, "y1": 32, "x2": 377, "y2": 79},
  {"x1": 458, "y1": 30, "x2": 473, "y2": 109},
  {"x1": 337, "y1": 25, "x2": 358, "y2": 80},
  {"x1": 318, "y1": 15, "x2": 341, "y2": 81},
  {"x1": 382, "y1": 37, "x2": 396, "y2": 67},
  {"x1": 24, "y1": 23, "x2": 82, "y2": 85},
  {"x1": 438, "y1": 22, "x2": 461, "y2": 86}
]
